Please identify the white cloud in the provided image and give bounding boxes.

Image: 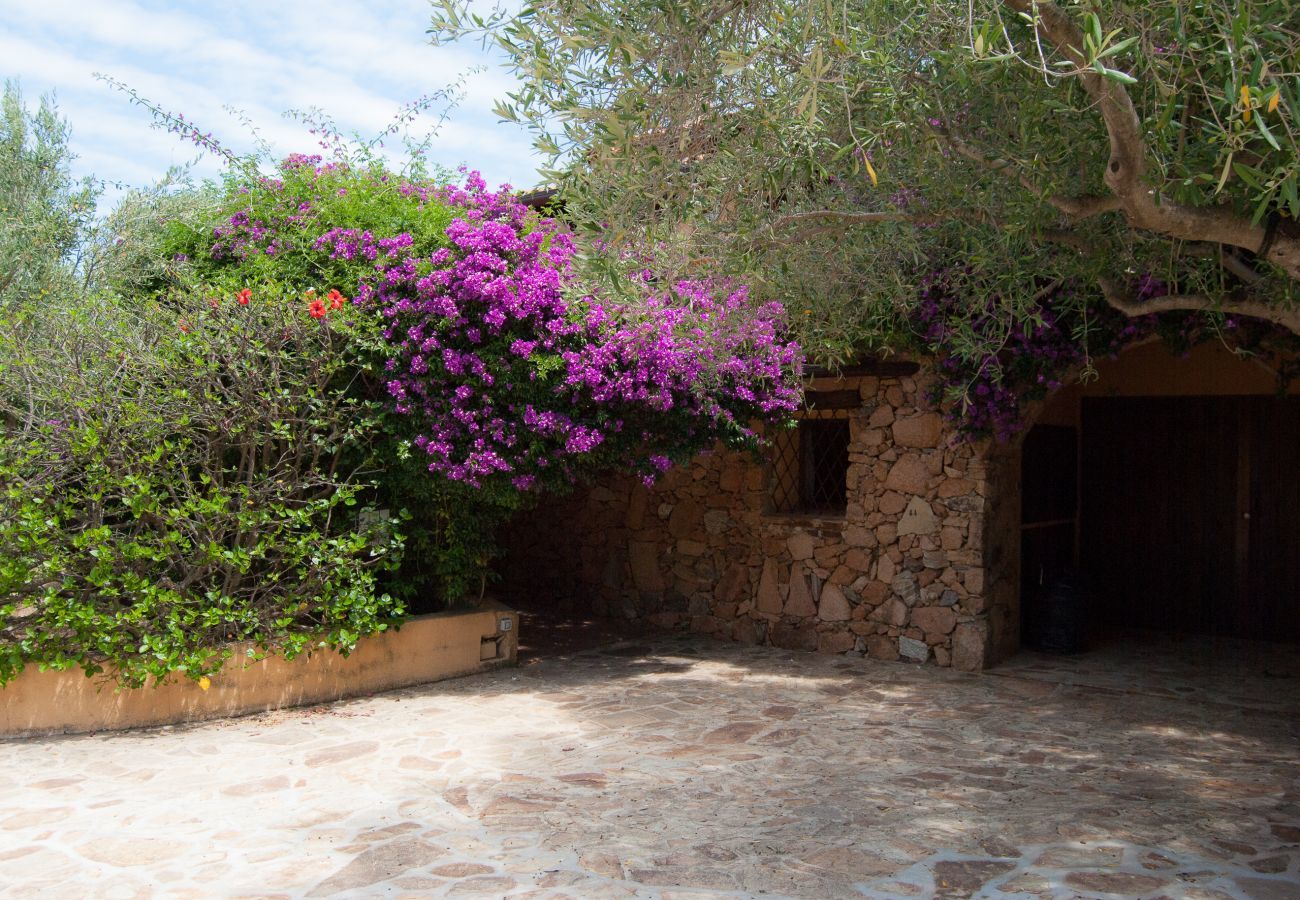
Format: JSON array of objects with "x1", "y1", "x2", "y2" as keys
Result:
[{"x1": 0, "y1": 0, "x2": 543, "y2": 206}]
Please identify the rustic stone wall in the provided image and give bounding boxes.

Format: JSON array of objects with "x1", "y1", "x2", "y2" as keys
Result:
[{"x1": 504, "y1": 367, "x2": 1011, "y2": 670}]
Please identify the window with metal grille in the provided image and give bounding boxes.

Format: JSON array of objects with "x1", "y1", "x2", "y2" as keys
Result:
[{"x1": 770, "y1": 414, "x2": 850, "y2": 515}]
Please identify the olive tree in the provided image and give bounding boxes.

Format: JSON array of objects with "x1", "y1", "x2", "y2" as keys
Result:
[
  {"x1": 431, "y1": 1, "x2": 1300, "y2": 362},
  {"x1": 0, "y1": 81, "x2": 98, "y2": 306}
]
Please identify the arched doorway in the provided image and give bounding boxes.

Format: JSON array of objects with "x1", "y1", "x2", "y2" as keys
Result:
[{"x1": 1017, "y1": 339, "x2": 1300, "y2": 651}]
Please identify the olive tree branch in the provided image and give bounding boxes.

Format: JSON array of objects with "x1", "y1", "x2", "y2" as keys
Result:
[
  {"x1": 1098, "y1": 275, "x2": 1300, "y2": 333},
  {"x1": 1001, "y1": 0, "x2": 1300, "y2": 280}
]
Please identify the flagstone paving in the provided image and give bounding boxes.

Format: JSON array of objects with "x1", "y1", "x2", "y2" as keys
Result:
[{"x1": 1, "y1": 634, "x2": 1298, "y2": 899}]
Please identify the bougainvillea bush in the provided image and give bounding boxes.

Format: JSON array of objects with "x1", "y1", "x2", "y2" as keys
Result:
[
  {"x1": 163, "y1": 158, "x2": 802, "y2": 606},
  {"x1": 0, "y1": 146, "x2": 800, "y2": 686}
]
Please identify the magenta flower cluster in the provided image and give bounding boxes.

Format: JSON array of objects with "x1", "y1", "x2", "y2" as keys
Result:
[
  {"x1": 915, "y1": 273, "x2": 1159, "y2": 441},
  {"x1": 230, "y1": 170, "x2": 801, "y2": 489},
  {"x1": 196, "y1": 160, "x2": 802, "y2": 490},
  {"x1": 367, "y1": 176, "x2": 803, "y2": 488}
]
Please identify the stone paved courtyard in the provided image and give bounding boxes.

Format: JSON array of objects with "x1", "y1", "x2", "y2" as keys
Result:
[{"x1": 2, "y1": 633, "x2": 1298, "y2": 899}]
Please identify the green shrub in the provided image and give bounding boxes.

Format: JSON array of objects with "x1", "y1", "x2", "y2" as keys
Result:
[{"x1": 0, "y1": 290, "x2": 403, "y2": 687}]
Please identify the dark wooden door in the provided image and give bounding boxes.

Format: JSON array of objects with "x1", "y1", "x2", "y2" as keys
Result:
[
  {"x1": 1081, "y1": 396, "x2": 1300, "y2": 641},
  {"x1": 1246, "y1": 398, "x2": 1300, "y2": 640}
]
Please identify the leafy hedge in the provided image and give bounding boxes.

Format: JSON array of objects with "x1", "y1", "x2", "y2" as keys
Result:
[{"x1": 0, "y1": 291, "x2": 402, "y2": 687}]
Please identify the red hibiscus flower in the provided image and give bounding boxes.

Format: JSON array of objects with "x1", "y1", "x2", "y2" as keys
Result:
[
  {"x1": 328, "y1": 288, "x2": 346, "y2": 310},
  {"x1": 237, "y1": 288, "x2": 252, "y2": 305},
  {"x1": 308, "y1": 298, "x2": 327, "y2": 319}
]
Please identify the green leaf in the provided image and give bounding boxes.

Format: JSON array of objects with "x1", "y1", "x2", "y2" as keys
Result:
[
  {"x1": 1253, "y1": 112, "x2": 1281, "y2": 151},
  {"x1": 1100, "y1": 67, "x2": 1139, "y2": 85}
]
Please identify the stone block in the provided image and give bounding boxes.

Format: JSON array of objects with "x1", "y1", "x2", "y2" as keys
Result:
[
  {"x1": 892, "y1": 413, "x2": 944, "y2": 448},
  {"x1": 843, "y1": 548, "x2": 872, "y2": 573},
  {"x1": 647, "y1": 611, "x2": 684, "y2": 629},
  {"x1": 869, "y1": 597, "x2": 908, "y2": 627},
  {"x1": 770, "y1": 621, "x2": 818, "y2": 651},
  {"x1": 817, "y1": 631, "x2": 856, "y2": 654},
  {"x1": 668, "y1": 500, "x2": 703, "y2": 540},
  {"x1": 898, "y1": 636, "x2": 929, "y2": 662},
  {"x1": 951, "y1": 620, "x2": 991, "y2": 671},
  {"x1": 756, "y1": 559, "x2": 784, "y2": 614},
  {"x1": 828, "y1": 564, "x2": 855, "y2": 586},
  {"x1": 818, "y1": 584, "x2": 852, "y2": 622},
  {"x1": 865, "y1": 634, "x2": 899, "y2": 661},
  {"x1": 884, "y1": 456, "x2": 930, "y2": 495},
  {"x1": 625, "y1": 487, "x2": 648, "y2": 530},
  {"x1": 891, "y1": 571, "x2": 920, "y2": 606},
  {"x1": 911, "y1": 606, "x2": 956, "y2": 635},
  {"x1": 878, "y1": 492, "x2": 908, "y2": 515},
  {"x1": 714, "y1": 564, "x2": 748, "y2": 603},
  {"x1": 860, "y1": 581, "x2": 889, "y2": 606},
  {"x1": 812, "y1": 545, "x2": 841, "y2": 567},
  {"x1": 787, "y1": 532, "x2": 815, "y2": 561},
  {"x1": 691, "y1": 614, "x2": 719, "y2": 633},
  {"x1": 629, "y1": 542, "x2": 665, "y2": 593},
  {"x1": 732, "y1": 618, "x2": 758, "y2": 645},
  {"x1": 703, "y1": 510, "x2": 731, "y2": 535},
  {"x1": 897, "y1": 497, "x2": 939, "y2": 536},
  {"x1": 784, "y1": 569, "x2": 817, "y2": 618},
  {"x1": 842, "y1": 526, "x2": 876, "y2": 548},
  {"x1": 718, "y1": 465, "x2": 744, "y2": 493}
]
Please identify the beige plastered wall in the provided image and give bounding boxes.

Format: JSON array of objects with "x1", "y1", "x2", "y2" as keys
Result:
[
  {"x1": 1, "y1": 602, "x2": 518, "y2": 739},
  {"x1": 1036, "y1": 339, "x2": 1299, "y2": 428}
]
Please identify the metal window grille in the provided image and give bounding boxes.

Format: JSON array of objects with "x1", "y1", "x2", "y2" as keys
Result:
[{"x1": 770, "y1": 413, "x2": 850, "y2": 515}]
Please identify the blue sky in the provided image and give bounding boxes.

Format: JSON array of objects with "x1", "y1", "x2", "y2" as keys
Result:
[{"x1": 1, "y1": 0, "x2": 542, "y2": 205}]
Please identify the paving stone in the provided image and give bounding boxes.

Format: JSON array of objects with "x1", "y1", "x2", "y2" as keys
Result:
[
  {"x1": 305, "y1": 838, "x2": 443, "y2": 896},
  {"x1": 1064, "y1": 871, "x2": 1169, "y2": 894},
  {"x1": 931, "y1": 859, "x2": 1017, "y2": 897}
]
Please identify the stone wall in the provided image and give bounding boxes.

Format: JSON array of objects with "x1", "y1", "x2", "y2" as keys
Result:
[{"x1": 504, "y1": 367, "x2": 1011, "y2": 670}]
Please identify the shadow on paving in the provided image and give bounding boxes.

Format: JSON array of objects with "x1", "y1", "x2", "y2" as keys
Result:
[
  {"x1": 2, "y1": 629, "x2": 1297, "y2": 898},
  {"x1": 297, "y1": 632, "x2": 1300, "y2": 896},
  {"x1": 513, "y1": 605, "x2": 647, "y2": 666}
]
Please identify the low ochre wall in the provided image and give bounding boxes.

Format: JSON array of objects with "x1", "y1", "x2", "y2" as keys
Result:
[{"x1": 0, "y1": 601, "x2": 518, "y2": 739}]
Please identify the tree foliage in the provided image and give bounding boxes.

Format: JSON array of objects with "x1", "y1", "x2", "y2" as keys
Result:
[
  {"x1": 432, "y1": 0, "x2": 1300, "y2": 361},
  {"x1": 0, "y1": 81, "x2": 98, "y2": 306}
]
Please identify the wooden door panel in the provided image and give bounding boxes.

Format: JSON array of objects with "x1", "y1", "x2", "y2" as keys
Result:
[
  {"x1": 1081, "y1": 398, "x2": 1239, "y2": 636},
  {"x1": 1247, "y1": 397, "x2": 1300, "y2": 640}
]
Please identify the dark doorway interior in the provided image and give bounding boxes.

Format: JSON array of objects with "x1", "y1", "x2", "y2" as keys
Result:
[
  {"x1": 1080, "y1": 396, "x2": 1300, "y2": 642},
  {"x1": 1019, "y1": 424, "x2": 1079, "y2": 646}
]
